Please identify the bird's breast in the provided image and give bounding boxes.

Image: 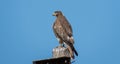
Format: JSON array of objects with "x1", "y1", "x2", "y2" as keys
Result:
[{"x1": 54, "y1": 25, "x2": 62, "y2": 29}]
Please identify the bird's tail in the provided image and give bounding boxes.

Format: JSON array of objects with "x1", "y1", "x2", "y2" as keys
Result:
[
  {"x1": 72, "y1": 45, "x2": 78, "y2": 56},
  {"x1": 65, "y1": 41, "x2": 78, "y2": 56},
  {"x1": 69, "y1": 43, "x2": 78, "y2": 59}
]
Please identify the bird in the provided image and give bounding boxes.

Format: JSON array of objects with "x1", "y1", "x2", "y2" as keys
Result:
[{"x1": 52, "y1": 11, "x2": 78, "y2": 59}]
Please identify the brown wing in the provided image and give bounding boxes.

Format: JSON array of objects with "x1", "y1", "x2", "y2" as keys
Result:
[{"x1": 59, "y1": 16, "x2": 73, "y2": 37}]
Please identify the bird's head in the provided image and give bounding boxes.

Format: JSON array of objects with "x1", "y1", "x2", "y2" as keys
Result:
[{"x1": 53, "y1": 11, "x2": 63, "y2": 17}]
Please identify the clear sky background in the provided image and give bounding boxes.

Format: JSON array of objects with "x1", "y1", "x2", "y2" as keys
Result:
[{"x1": 0, "y1": 0, "x2": 120, "y2": 64}]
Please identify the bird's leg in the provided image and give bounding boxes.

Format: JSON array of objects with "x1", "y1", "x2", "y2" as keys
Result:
[
  {"x1": 59, "y1": 39, "x2": 64, "y2": 47},
  {"x1": 62, "y1": 43, "x2": 65, "y2": 47},
  {"x1": 59, "y1": 43, "x2": 64, "y2": 47},
  {"x1": 59, "y1": 43, "x2": 63, "y2": 47}
]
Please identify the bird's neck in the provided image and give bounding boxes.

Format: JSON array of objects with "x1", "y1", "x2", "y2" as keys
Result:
[{"x1": 57, "y1": 15, "x2": 63, "y2": 18}]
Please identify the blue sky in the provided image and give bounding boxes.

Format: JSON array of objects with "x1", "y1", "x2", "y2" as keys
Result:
[{"x1": 0, "y1": 0, "x2": 120, "y2": 64}]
